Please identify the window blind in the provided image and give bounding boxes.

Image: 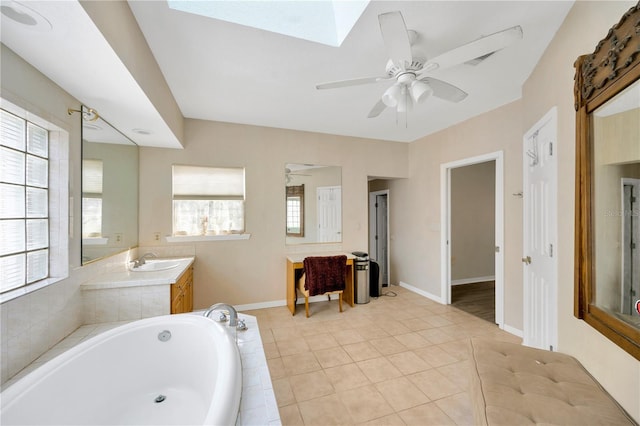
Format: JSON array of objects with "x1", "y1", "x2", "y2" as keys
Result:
[
  {"x1": 172, "y1": 165, "x2": 244, "y2": 199},
  {"x1": 82, "y1": 159, "x2": 103, "y2": 194}
]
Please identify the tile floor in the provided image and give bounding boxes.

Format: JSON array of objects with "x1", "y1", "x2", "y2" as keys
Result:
[{"x1": 244, "y1": 285, "x2": 521, "y2": 426}]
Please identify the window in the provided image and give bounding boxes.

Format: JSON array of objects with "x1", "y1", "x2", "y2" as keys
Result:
[
  {"x1": 286, "y1": 184, "x2": 304, "y2": 237},
  {"x1": 82, "y1": 159, "x2": 103, "y2": 238},
  {"x1": 172, "y1": 165, "x2": 245, "y2": 237},
  {"x1": 0, "y1": 109, "x2": 49, "y2": 293},
  {"x1": 167, "y1": 0, "x2": 369, "y2": 47}
]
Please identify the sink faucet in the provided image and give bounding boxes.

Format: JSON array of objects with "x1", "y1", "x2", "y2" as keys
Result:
[
  {"x1": 132, "y1": 252, "x2": 157, "y2": 268},
  {"x1": 203, "y1": 303, "x2": 238, "y2": 327}
]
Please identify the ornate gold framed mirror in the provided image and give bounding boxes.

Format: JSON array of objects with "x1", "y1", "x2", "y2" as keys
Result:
[{"x1": 574, "y1": 2, "x2": 640, "y2": 360}]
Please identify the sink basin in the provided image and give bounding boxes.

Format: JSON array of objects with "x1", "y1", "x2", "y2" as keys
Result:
[{"x1": 130, "y1": 259, "x2": 180, "y2": 272}]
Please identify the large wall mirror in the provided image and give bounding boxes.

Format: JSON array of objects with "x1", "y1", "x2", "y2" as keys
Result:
[
  {"x1": 285, "y1": 164, "x2": 341, "y2": 245},
  {"x1": 574, "y1": 3, "x2": 640, "y2": 360},
  {"x1": 81, "y1": 107, "x2": 139, "y2": 264}
]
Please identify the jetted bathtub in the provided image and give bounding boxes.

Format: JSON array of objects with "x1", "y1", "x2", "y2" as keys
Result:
[{"x1": 0, "y1": 314, "x2": 242, "y2": 425}]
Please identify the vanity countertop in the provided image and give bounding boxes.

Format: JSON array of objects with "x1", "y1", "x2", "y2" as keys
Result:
[
  {"x1": 286, "y1": 252, "x2": 356, "y2": 263},
  {"x1": 81, "y1": 257, "x2": 195, "y2": 290}
]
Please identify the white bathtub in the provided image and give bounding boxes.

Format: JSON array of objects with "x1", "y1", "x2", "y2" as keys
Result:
[{"x1": 0, "y1": 314, "x2": 242, "y2": 425}]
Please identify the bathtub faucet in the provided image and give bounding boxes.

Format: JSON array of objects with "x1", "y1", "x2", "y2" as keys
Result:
[{"x1": 203, "y1": 303, "x2": 238, "y2": 327}]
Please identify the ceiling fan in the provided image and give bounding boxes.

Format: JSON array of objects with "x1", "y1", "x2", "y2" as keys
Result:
[
  {"x1": 315, "y1": 11, "x2": 523, "y2": 118},
  {"x1": 285, "y1": 167, "x2": 311, "y2": 184}
]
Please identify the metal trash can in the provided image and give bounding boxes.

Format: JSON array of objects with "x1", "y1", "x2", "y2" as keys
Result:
[
  {"x1": 369, "y1": 260, "x2": 381, "y2": 297},
  {"x1": 352, "y1": 252, "x2": 370, "y2": 304}
]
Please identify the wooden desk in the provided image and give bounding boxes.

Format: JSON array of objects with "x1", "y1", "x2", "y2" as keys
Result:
[{"x1": 286, "y1": 253, "x2": 355, "y2": 315}]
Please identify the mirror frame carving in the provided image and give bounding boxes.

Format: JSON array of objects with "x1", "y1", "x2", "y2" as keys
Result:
[{"x1": 574, "y1": 2, "x2": 640, "y2": 361}]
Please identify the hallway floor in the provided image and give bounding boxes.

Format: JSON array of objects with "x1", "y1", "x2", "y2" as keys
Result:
[
  {"x1": 244, "y1": 285, "x2": 521, "y2": 425},
  {"x1": 451, "y1": 281, "x2": 495, "y2": 324}
]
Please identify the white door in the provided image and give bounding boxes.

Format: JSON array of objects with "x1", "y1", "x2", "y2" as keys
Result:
[
  {"x1": 317, "y1": 186, "x2": 341, "y2": 242},
  {"x1": 621, "y1": 178, "x2": 640, "y2": 316},
  {"x1": 523, "y1": 107, "x2": 558, "y2": 351}
]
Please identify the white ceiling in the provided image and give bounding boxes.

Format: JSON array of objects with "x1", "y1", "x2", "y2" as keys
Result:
[
  {"x1": 128, "y1": 0, "x2": 574, "y2": 143},
  {"x1": 1, "y1": 1, "x2": 575, "y2": 146}
]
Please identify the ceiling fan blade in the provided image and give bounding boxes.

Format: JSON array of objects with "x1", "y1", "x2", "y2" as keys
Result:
[
  {"x1": 368, "y1": 99, "x2": 387, "y2": 118},
  {"x1": 420, "y1": 77, "x2": 468, "y2": 103},
  {"x1": 425, "y1": 25, "x2": 523, "y2": 71},
  {"x1": 316, "y1": 76, "x2": 390, "y2": 90},
  {"x1": 378, "y1": 11, "x2": 412, "y2": 69}
]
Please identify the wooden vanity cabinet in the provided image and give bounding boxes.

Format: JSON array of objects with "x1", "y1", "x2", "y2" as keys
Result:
[{"x1": 171, "y1": 266, "x2": 193, "y2": 314}]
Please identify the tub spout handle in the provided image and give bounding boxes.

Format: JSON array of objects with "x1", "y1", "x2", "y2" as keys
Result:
[
  {"x1": 236, "y1": 319, "x2": 247, "y2": 331},
  {"x1": 203, "y1": 303, "x2": 238, "y2": 327}
]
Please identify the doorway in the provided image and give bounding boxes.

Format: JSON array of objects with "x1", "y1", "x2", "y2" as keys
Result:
[
  {"x1": 622, "y1": 178, "x2": 640, "y2": 317},
  {"x1": 449, "y1": 161, "x2": 496, "y2": 323},
  {"x1": 369, "y1": 190, "x2": 390, "y2": 286},
  {"x1": 441, "y1": 152, "x2": 504, "y2": 329}
]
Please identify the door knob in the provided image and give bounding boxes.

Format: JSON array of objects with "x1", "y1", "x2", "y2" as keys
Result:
[{"x1": 522, "y1": 256, "x2": 532, "y2": 265}]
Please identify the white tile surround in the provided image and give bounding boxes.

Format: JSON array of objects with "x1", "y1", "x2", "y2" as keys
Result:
[
  {"x1": 82, "y1": 285, "x2": 171, "y2": 324},
  {"x1": 1, "y1": 313, "x2": 281, "y2": 426},
  {"x1": 235, "y1": 314, "x2": 281, "y2": 426},
  {"x1": 0, "y1": 245, "x2": 194, "y2": 386},
  {"x1": 81, "y1": 257, "x2": 194, "y2": 324},
  {"x1": 0, "y1": 249, "x2": 135, "y2": 385}
]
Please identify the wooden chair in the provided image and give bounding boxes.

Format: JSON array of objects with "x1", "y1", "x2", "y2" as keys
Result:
[
  {"x1": 297, "y1": 255, "x2": 347, "y2": 318},
  {"x1": 297, "y1": 274, "x2": 343, "y2": 318}
]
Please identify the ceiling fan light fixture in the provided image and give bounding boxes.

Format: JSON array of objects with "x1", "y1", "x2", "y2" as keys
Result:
[
  {"x1": 410, "y1": 80, "x2": 433, "y2": 103},
  {"x1": 397, "y1": 85, "x2": 410, "y2": 113},
  {"x1": 382, "y1": 84, "x2": 401, "y2": 107}
]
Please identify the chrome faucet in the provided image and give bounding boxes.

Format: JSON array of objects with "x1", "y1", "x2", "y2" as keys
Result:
[
  {"x1": 132, "y1": 252, "x2": 157, "y2": 268},
  {"x1": 203, "y1": 303, "x2": 238, "y2": 327}
]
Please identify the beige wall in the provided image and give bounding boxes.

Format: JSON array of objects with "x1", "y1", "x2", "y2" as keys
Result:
[
  {"x1": 595, "y1": 108, "x2": 640, "y2": 165},
  {"x1": 387, "y1": 100, "x2": 523, "y2": 327},
  {"x1": 368, "y1": 179, "x2": 392, "y2": 193},
  {"x1": 138, "y1": 119, "x2": 408, "y2": 309},
  {"x1": 451, "y1": 161, "x2": 496, "y2": 282},
  {"x1": 521, "y1": 0, "x2": 639, "y2": 419}
]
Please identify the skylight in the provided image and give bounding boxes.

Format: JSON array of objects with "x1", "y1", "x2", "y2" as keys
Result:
[{"x1": 167, "y1": 0, "x2": 370, "y2": 47}]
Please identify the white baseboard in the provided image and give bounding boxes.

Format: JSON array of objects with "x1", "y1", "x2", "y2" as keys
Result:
[
  {"x1": 234, "y1": 300, "x2": 286, "y2": 311},
  {"x1": 234, "y1": 294, "x2": 339, "y2": 312},
  {"x1": 399, "y1": 281, "x2": 444, "y2": 304},
  {"x1": 501, "y1": 323, "x2": 524, "y2": 338},
  {"x1": 451, "y1": 275, "x2": 496, "y2": 286}
]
